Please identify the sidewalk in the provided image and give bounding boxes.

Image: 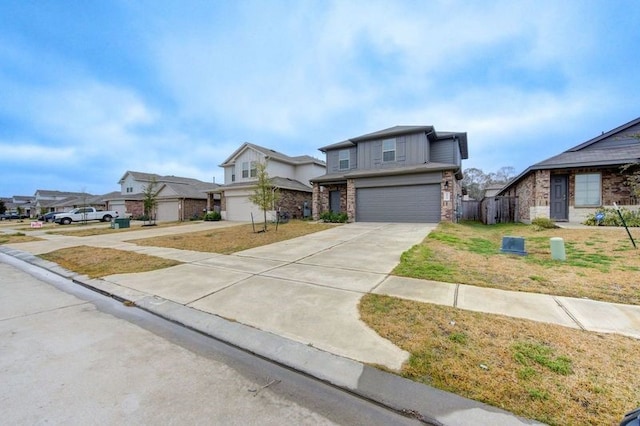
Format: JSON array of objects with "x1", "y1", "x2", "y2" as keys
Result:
[{"x1": 3, "y1": 220, "x2": 639, "y2": 424}]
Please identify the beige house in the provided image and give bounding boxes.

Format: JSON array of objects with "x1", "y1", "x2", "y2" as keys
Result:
[{"x1": 212, "y1": 143, "x2": 325, "y2": 221}]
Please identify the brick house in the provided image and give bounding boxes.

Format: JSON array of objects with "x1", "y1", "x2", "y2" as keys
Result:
[
  {"x1": 498, "y1": 116, "x2": 640, "y2": 223},
  {"x1": 310, "y1": 125, "x2": 468, "y2": 223}
]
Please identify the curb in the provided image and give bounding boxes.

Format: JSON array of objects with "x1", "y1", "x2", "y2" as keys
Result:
[{"x1": 0, "y1": 246, "x2": 543, "y2": 425}]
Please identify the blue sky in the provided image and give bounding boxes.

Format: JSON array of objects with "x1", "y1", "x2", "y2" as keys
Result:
[{"x1": 1, "y1": 0, "x2": 639, "y2": 196}]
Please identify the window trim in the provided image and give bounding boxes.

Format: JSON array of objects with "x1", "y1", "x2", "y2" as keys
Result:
[
  {"x1": 338, "y1": 149, "x2": 350, "y2": 170},
  {"x1": 382, "y1": 139, "x2": 396, "y2": 162},
  {"x1": 574, "y1": 172, "x2": 601, "y2": 207},
  {"x1": 242, "y1": 162, "x2": 249, "y2": 178}
]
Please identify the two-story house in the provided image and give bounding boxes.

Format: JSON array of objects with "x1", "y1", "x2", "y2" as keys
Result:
[
  {"x1": 310, "y1": 125, "x2": 468, "y2": 223},
  {"x1": 213, "y1": 143, "x2": 326, "y2": 221}
]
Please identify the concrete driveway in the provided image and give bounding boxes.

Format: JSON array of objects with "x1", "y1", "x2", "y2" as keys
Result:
[{"x1": 97, "y1": 222, "x2": 436, "y2": 370}]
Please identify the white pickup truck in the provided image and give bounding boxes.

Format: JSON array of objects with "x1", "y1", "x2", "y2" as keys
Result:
[{"x1": 54, "y1": 207, "x2": 119, "y2": 225}]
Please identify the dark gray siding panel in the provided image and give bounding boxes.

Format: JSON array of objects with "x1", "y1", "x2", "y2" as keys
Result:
[
  {"x1": 326, "y1": 147, "x2": 357, "y2": 173},
  {"x1": 357, "y1": 132, "x2": 428, "y2": 170},
  {"x1": 354, "y1": 172, "x2": 442, "y2": 188},
  {"x1": 430, "y1": 139, "x2": 461, "y2": 166},
  {"x1": 356, "y1": 185, "x2": 441, "y2": 223}
]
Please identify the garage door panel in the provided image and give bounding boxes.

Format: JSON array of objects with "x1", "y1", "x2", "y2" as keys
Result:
[
  {"x1": 226, "y1": 197, "x2": 263, "y2": 221},
  {"x1": 356, "y1": 185, "x2": 440, "y2": 223}
]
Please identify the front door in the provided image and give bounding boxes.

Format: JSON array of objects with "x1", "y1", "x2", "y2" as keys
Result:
[
  {"x1": 550, "y1": 175, "x2": 568, "y2": 221},
  {"x1": 329, "y1": 190, "x2": 341, "y2": 213}
]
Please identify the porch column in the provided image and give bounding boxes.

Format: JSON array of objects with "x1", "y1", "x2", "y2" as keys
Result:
[
  {"x1": 346, "y1": 179, "x2": 356, "y2": 222},
  {"x1": 312, "y1": 183, "x2": 320, "y2": 220}
]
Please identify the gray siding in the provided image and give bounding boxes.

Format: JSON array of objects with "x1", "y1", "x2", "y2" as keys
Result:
[
  {"x1": 356, "y1": 184, "x2": 441, "y2": 222},
  {"x1": 357, "y1": 133, "x2": 429, "y2": 170},
  {"x1": 430, "y1": 138, "x2": 461, "y2": 165},
  {"x1": 326, "y1": 147, "x2": 357, "y2": 173},
  {"x1": 354, "y1": 172, "x2": 442, "y2": 188}
]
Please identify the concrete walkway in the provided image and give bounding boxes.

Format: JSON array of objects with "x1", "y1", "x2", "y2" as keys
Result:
[
  {"x1": 3, "y1": 220, "x2": 640, "y2": 368},
  {"x1": 8, "y1": 220, "x2": 640, "y2": 424}
]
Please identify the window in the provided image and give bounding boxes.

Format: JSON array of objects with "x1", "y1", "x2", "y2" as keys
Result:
[
  {"x1": 250, "y1": 161, "x2": 257, "y2": 178},
  {"x1": 339, "y1": 150, "x2": 349, "y2": 170},
  {"x1": 575, "y1": 173, "x2": 601, "y2": 206},
  {"x1": 382, "y1": 139, "x2": 396, "y2": 162},
  {"x1": 242, "y1": 162, "x2": 249, "y2": 178},
  {"x1": 231, "y1": 173, "x2": 235, "y2": 182}
]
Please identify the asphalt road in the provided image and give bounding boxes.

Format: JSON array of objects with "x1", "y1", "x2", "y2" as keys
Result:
[{"x1": 0, "y1": 260, "x2": 423, "y2": 425}]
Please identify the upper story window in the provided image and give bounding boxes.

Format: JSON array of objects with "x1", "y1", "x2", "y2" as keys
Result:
[
  {"x1": 575, "y1": 173, "x2": 601, "y2": 206},
  {"x1": 339, "y1": 150, "x2": 350, "y2": 170},
  {"x1": 242, "y1": 161, "x2": 258, "y2": 178},
  {"x1": 231, "y1": 173, "x2": 235, "y2": 182},
  {"x1": 382, "y1": 139, "x2": 396, "y2": 162}
]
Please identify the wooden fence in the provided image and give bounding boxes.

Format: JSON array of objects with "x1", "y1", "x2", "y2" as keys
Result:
[
  {"x1": 481, "y1": 196, "x2": 518, "y2": 224},
  {"x1": 460, "y1": 197, "x2": 518, "y2": 224},
  {"x1": 460, "y1": 200, "x2": 480, "y2": 221}
]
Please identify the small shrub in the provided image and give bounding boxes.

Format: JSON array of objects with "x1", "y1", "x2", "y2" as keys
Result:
[
  {"x1": 204, "y1": 211, "x2": 222, "y2": 221},
  {"x1": 531, "y1": 217, "x2": 558, "y2": 229},
  {"x1": 319, "y1": 211, "x2": 348, "y2": 223},
  {"x1": 583, "y1": 207, "x2": 640, "y2": 227}
]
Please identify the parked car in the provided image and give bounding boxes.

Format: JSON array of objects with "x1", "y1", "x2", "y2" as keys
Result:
[
  {"x1": 54, "y1": 207, "x2": 119, "y2": 225},
  {"x1": 0, "y1": 213, "x2": 25, "y2": 220},
  {"x1": 38, "y1": 212, "x2": 57, "y2": 222}
]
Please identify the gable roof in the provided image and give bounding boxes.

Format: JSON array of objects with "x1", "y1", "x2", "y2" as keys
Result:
[
  {"x1": 118, "y1": 170, "x2": 221, "y2": 188},
  {"x1": 219, "y1": 142, "x2": 325, "y2": 167},
  {"x1": 499, "y1": 116, "x2": 640, "y2": 193},
  {"x1": 157, "y1": 181, "x2": 218, "y2": 199},
  {"x1": 319, "y1": 125, "x2": 468, "y2": 159}
]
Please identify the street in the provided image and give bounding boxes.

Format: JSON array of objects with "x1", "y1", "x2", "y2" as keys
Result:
[{"x1": 0, "y1": 260, "x2": 421, "y2": 425}]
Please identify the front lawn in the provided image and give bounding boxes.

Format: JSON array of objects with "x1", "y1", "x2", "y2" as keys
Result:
[
  {"x1": 360, "y1": 294, "x2": 640, "y2": 425},
  {"x1": 393, "y1": 221, "x2": 640, "y2": 304},
  {"x1": 128, "y1": 220, "x2": 336, "y2": 254}
]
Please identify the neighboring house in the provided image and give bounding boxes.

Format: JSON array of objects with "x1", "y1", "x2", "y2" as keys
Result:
[
  {"x1": 498, "y1": 116, "x2": 640, "y2": 223},
  {"x1": 212, "y1": 143, "x2": 326, "y2": 221},
  {"x1": 2, "y1": 195, "x2": 35, "y2": 217},
  {"x1": 111, "y1": 171, "x2": 220, "y2": 222},
  {"x1": 33, "y1": 190, "x2": 96, "y2": 215},
  {"x1": 310, "y1": 125, "x2": 468, "y2": 223}
]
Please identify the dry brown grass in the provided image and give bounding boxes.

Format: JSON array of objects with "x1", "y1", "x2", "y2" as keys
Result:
[
  {"x1": 394, "y1": 222, "x2": 640, "y2": 304},
  {"x1": 46, "y1": 220, "x2": 190, "y2": 237},
  {"x1": 0, "y1": 233, "x2": 42, "y2": 244},
  {"x1": 39, "y1": 246, "x2": 181, "y2": 278},
  {"x1": 360, "y1": 294, "x2": 640, "y2": 425},
  {"x1": 128, "y1": 220, "x2": 337, "y2": 254}
]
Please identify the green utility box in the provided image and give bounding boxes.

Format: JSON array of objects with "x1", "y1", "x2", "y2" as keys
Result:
[{"x1": 111, "y1": 217, "x2": 130, "y2": 229}]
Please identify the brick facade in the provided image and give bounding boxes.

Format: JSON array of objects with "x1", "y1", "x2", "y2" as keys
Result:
[
  {"x1": 506, "y1": 167, "x2": 639, "y2": 223},
  {"x1": 440, "y1": 170, "x2": 459, "y2": 221},
  {"x1": 276, "y1": 189, "x2": 312, "y2": 219}
]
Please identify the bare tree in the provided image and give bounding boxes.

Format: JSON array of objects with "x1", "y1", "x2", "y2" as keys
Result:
[
  {"x1": 143, "y1": 178, "x2": 159, "y2": 226},
  {"x1": 462, "y1": 166, "x2": 516, "y2": 200},
  {"x1": 248, "y1": 161, "x2": 280, "y2": 232}
]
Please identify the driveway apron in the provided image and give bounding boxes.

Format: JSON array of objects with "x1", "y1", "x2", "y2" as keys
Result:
[{"x1": 103, "y1": 222, "x2": 436, "y2": 370}]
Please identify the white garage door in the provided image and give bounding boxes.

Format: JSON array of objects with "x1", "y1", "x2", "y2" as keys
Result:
[
  {"x1": 225, "y1": 196, "x2": 264, "y2": 222},
  {"x1": 156, "y1": 201, "x2": 179, "y2": 222},
  {"x1": 356, "y1": 185, "x2": 441, "y2": 223}
]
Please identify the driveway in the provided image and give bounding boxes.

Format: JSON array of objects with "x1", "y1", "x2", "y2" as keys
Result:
[{"x1": 94, "y1": 222, "x2": 436, "y2": 370}]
